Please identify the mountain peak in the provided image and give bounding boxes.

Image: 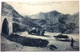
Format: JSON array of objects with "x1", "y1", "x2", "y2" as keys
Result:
[
  {"x1": 2, "y1": 2, "x2": 14, "y2": 10},
  {"x1": 38, "y1": 12, "x2": 45, "y2": 15},
  {"x1": 50, "y1": 10, "x2": 61, "y2": 14}
]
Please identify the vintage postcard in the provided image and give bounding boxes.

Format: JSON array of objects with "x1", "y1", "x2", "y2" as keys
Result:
[{"x1": 0, "y1": 0, "x2": 79, "y2": 52}]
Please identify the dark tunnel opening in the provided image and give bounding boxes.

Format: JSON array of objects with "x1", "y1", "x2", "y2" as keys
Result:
[{"x1": 2, "y1": 18, "x2": 9, "y2": 35}]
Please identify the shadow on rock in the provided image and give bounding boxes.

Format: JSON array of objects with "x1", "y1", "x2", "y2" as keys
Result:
[
  {"x1": 2, "y1": 33, "x2": 49, "y2": 47},
  {"x1": 48, "y1": 45, "x2": 57, "y2": 50}
]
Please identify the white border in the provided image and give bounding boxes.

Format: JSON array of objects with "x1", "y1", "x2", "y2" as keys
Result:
[{"x1": 0, "y1": 0, "x2": 80, "y2": 52}]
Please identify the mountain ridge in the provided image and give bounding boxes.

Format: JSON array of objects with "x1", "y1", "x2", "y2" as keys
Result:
[
  {"x1": 1, "y1": 2, "x2": 41, "y2": 32},
  {"x1": 31, "y1": 10, "x2": 79, "y2": 34},
  {"x1": 1, "y1": 2, "x2": 79, "y2": 34}
]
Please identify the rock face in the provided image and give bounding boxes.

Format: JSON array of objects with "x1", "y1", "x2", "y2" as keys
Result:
[
  {"x1": 31, "y1": 11, "x2": 79, "y2": 34},
  {"x1": 1, "y1": 2, "x2": 13, "y2": 35},
  {"x1": 1, "y1": 2, "x2": 40, "y2": 34}
]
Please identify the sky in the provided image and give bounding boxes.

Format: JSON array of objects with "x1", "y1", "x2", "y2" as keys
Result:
[{"x1": 6, "y1": 1, "x2": 79, "y2": 15}]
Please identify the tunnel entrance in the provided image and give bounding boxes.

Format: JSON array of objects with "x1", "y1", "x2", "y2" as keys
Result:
[{"x1": 2, "y1": 18, "x2": 9, "y2": 35}]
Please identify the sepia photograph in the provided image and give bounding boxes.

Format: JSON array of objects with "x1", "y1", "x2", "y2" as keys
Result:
[{"x1": 0, "y1": 0, "x2": 79, "y2": 51}]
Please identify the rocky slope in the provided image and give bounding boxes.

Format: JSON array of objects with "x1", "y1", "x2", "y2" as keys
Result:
[{"x1": 1, "y1": 2, "x2": 40, "y2": 32}]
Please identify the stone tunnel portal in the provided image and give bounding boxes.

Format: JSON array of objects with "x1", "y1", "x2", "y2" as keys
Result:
[{"x1": 2, "y1": 18, "x2": 9, "y2": 35}]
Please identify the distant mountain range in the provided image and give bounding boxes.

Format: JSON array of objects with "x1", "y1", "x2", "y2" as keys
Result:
[
  {"x1": 30, "y1": 10, "x2": 79, "y2": 34},
  {"x1": 1, "y1": 2, "x2": 79, "y2": 34}
]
